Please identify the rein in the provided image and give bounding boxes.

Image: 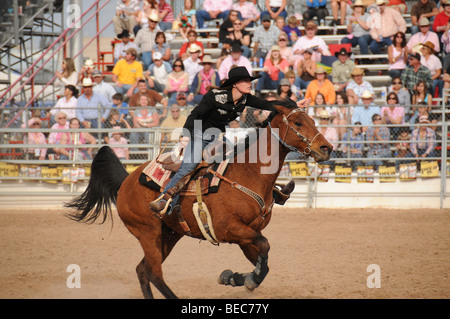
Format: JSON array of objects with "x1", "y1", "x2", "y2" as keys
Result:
[{"x1": 268, "y1": 108, "x2": 322, "y2": 156}]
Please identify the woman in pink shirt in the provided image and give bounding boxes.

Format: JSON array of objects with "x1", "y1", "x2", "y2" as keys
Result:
[
  {"x1": 255, "y1": 45, "x2": 289, "y2": 94},
  {"x1": 381, "y1": 91, "x2": 405, "y2": 139},
  {"x1": 26, "y1": 117, "x2": 48, "y2": 160}
]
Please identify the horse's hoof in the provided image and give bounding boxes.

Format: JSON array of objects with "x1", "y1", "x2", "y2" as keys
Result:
[
  {"x1": 218, "y1": 269, "x2": 234, "y2": 285},
  {"x1": 244, "y1": 274, "x2": 259, "y2": 292}
]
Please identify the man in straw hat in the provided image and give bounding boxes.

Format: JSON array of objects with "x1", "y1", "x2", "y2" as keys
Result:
[
  {"x1": 410, "y1": 115, "x2": 437, "y2": 160},
  {"x1": 149, "y1": 66, "x2": 311, "y2": 216},
  {"x1": 400, "y1": 52, "x2": 432, "y2": 95},
  {"x1": 351, "y1": 90, "x2": 381, "y2": 130},
  {"x1": 406, "y1": 17, "x2": 440, "y2": 54},
  {"x1": 183, "y1": 44, "x2": 204, "y2": 85},
  {"x1": 410, "y1": 0, "x2": 438, "y2": 35},
  {"x1": 369, "y1": 0, "x2": 406, "y2": 54},
  {"x1": 134, "y1": 10, "x2": 159, "y2": 70},
  {"x1": 346, "y1": 67, "x2": 374, "y2": 105},
  {"x1": 76, "y1": 78, "x2": 112, "y2": 129}
]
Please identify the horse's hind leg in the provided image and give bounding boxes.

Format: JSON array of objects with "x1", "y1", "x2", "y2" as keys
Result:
[{"x1": 219, "y1": 232, "x2": 270, "y2": 291}]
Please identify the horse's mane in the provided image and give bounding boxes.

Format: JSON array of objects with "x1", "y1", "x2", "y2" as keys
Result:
[{"x1": 260, "y1": 98, "x2": 299, "y2": 128}]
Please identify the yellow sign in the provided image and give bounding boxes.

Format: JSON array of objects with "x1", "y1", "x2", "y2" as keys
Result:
[
  {"x1": 41, "y1": 166, "x2": 59, "y2": 184},
  {"x1": 0, "y1": 162, "x2": 19, "y2": 177},
  {"x1": 379, "y1": 165, "x2": 396, "y2": 183},
  {"x1": 421, "y1": 161, "x2": 439, "y2": 178},
  {"x1": 335, "y1": 165, "x2": 352, "y2": 183},
  {"x1": 289, "y1": 162, "x2": 309, "y2": 177}
]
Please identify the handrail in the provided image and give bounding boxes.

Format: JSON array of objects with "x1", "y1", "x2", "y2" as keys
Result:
[
  {"x1": 0, "y1": 0, "x2": 112, "y2": 108},
  {"x1": 4, "y1": 19, "x2": 113, "y2": 128}
]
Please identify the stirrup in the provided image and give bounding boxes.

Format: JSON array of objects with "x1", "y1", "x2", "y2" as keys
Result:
[{"x1": 149, "y1": 194, "x2": 173, "y2": 217}]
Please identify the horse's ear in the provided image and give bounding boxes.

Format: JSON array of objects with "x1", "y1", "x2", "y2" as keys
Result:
[{"x1": 273, "y1": 104, "x2": 289, "y2": 115}]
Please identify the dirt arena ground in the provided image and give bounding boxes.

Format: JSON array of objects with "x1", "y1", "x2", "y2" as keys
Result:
[{"x1": 0, "y1": 208, "x2": 449, "y2": 299}]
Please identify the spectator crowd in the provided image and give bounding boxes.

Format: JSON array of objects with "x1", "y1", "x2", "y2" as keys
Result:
[{"x1": 8, "y1": 0, "x2": 446, "y2": 173}]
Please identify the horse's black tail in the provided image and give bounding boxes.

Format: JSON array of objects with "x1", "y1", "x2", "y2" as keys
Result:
[{"x1": 65, "y1": 146, "x2": 129, "y2": 224}]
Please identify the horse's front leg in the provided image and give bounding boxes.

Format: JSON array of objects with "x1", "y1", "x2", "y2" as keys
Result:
[{"x1": 219, "y1": 233, "x2": 270, "y2": 291}]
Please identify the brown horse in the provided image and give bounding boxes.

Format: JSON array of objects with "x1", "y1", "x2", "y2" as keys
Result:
[{"x1": 66, "y1": 100, "x2": 333, "y2": 299}]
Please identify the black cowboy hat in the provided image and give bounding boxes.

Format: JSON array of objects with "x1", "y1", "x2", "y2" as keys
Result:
[
  {"x1": 334, "y1": 47, "x2": 351, "y2": 58},
  {"x1": 117, "y1": 29, "x2": 130, "y2": 39},
  {"x1": 220, "y1": 66, "x2": 261, "y2": 88}
]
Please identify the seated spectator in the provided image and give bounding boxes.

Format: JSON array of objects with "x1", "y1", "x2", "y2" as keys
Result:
[
  {"x1": 134, "y1": 12, "x2": 158, "y2": 70},
  {"x1": 26, "y1": 117, "x2": 47, "y2": 160},
  {"x1": 284, "y1": 70, "x2": 302, "y2": 99},
  {"x1": 129, "y1": 79, "x2": 168, "y2": 118},
  {"x1": 274, "y1": 16, "x2": 286, "y2": 33},
  {"x1": 409, "y1": 115, "x2": 437, "y2": 160},
  {"x1": 188, "y1": 55, "x2": 220, "y2": 105},
  {"x1": 295, "y1": 48, "x2": 316, "y2": 90},
  {"x1": 365, "y1": 113, "x2": 391, "y2": 169},
  {"x1": 218, "y1": 43, "x2": 253, "y2": 81},
  {"x1": 330, "y1": 91, "x2": 351, "y2": 140},
  {"x1": 388, "y1": 31, "x2": 408, "y2": 79},
  {"x1": 302, "y1": 0, "x2": 328, "y2": 26},
  {"x1": 351, "y1": 90, "x2": 381, "y2": 130},
  {"x1": 130, "y1": 95, "x2": 160, "y2": 148},
  {"x1": 252, "y1": 14, "x2": 281, "y2": 64},
  {"x1": 255, "y1": 45, "x2": 289, "y2": 96},
  {"x1": 58, "y1": 117, "x2": 97, "y2": 160},
  {"x1": 92, "y1": 70, "x2": 117, "y2": 103},
  {"x1": 292, "y1": 21, "x2": 331, "y2": 63},
  {"x1": 77, "y1": 59, "x2": 95, "y2": 87},
  {"x1": 277, "y1": 78, "x2": 297, "y2": 101},
  {"x1": 50, "y1": 85, "x2": 78, "y2": 121},
  {"x1": 54, "y1": 57, "x2": 78, "y2": 97},
  {"x1": 331, "y1": 48, "x2": 355, "y2": 93},
  {"x1": 219, "y1": 10, "x2": 242, "y2": 48},
  {"x1": 304, "y1": 67, "x2": 336, "y2": 106},
  {"x1": 183, "y1": 44, "x2": 204, "y2": 86},
  {"x1": 341, "y1": 0, "x2": 372, "y2": 55},
  {"x1": 114, "y1": 30, "x2": 138, "y2": 63},
  {"x1": 196, "y1": 0, "x2": 232, "y2": 30},
  {"x1": 113, "y1": 0, "x2": 140, "y2": 38},
  {"x1": 157, "y1": 0, "x2": 174, "y2": 31},
  {"x1": 411, "y1": 80, "x2": 433, "y2": 106},
  {"x1": 406, "y1": 17, "x2": 440, "y2": 55},
  {"x1": 111, "y1": 93, "x2": 130, "y2": 124},
  {"x1": 109, "y1": 126, "x2": 129, "y2": 160},
  {"x1": 151, "y1": 31, "x2": 171, "y2": 63},
  {"x1": 232, "y1": 0, "x2": 260, "y2": 28},
  {"x1": 112, "y1": 47, "x2": 144, "y2": 97},
  {"x1": 282, "y1": 15, "x2": 301, "y2": 45},
  {"x1": 160, "y1": 105, "x2": 188, "y2": 143},
  {"x1": 346, "y1": 67, "x2": 375, "y2": 105},
  {"x1": 432, "y1": 0, "x2": 450, "y2": 36},
  {"x1": 146, "y1": 52, "x2": 172, "y2": 93},
  {"x1": 381, "y1": 92, "x2": 405, "y2": 139},
  {"x1": 317, "y1": 110, "x2": 339, "y2": 167},
  {"x1": 330, "y1": 0, "x2": 349, "y2": 26},
  {"x1": 408, "y1": 102, "x2": 433, "y2": 131},
  {"x1": 342, "y1": 122, "x2": 365, "y2": 169},
  {"x1": 173, "y1": 92, "x2": 191, "y2": 118},
  {"x1": 401, "y1": 52, "x2": 432, "y2": 96},
  {"x1": 76, "y1": 78, "x2": 112, "y2": 129},
  {"x1": 410, "y1": 0, "x2": 438, "y2": 35},
  {"x1": 368, "y1": 0, "x2": 406, "y2": 55},
  {"x1": 223, "y1": 16, "x2": 252, "y2": 59},
  {"x1": 177, "y1": 1, "x2": 196, "y2": 41},
  {"x1": 389, "y1": 77, "x2": 411, "y2": 106},
  {"x1": 309, "y1": 93, "x2": 333, "y2": 125},
  {"x1": 269, "y1": 32, "x2": 294, "y2": 66},
  {"x1": 102, "y1": 109, "x2": 131, "y2": 144},
  {"x1": 261, "y1": 0, "x2": 287, "y2": 22},
  {"x1": 180, "y1": 32, "x2": 204, "y2": 62},
  {"x1": 48, "y1": 111, "x2": 69, "y2": 158},
  {"x1": 420, "y1": 41, "x2": 443, "y2": 98},
  {"x1": 395, "y1": 126, "x2": 412, "y2": 167},
  {"x1": 164, "y1": 58, "x2": 190, "y2": 106}
]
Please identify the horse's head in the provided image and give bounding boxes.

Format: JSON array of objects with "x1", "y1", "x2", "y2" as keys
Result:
[{"x1": 265, "y1": 101, "x2": 333, "y2": 162}]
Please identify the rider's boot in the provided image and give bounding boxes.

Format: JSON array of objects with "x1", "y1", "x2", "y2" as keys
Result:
[
  {"x1": 272, "y1": 180, "x2": 295, "y2": 205},
  {"x1": 149, "y1": 193, "x2": 173, "y2": 216}
]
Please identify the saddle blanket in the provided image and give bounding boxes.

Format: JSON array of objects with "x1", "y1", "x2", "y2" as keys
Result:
[{"x1": 140, "y1": 156, "x2": 229, "y2": 196}]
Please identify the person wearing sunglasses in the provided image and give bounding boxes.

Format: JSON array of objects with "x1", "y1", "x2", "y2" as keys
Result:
[
  {"x1": 400, "y1": 52, "x2": 432, "y2": 96},
  {"x1": 381, "y1": 92, "x2": 405, "y2": 139},
  {"x1": 26, "y1": 117, "x2": 48, "y2": 161},
  {"x1": 365, "y1": 113, "x2": 392, "y2": 170}
]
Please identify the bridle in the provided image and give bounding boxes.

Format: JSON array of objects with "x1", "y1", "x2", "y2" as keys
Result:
[{"x1": 268, "y1": 108, "x2": 322, "y2": 156}]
